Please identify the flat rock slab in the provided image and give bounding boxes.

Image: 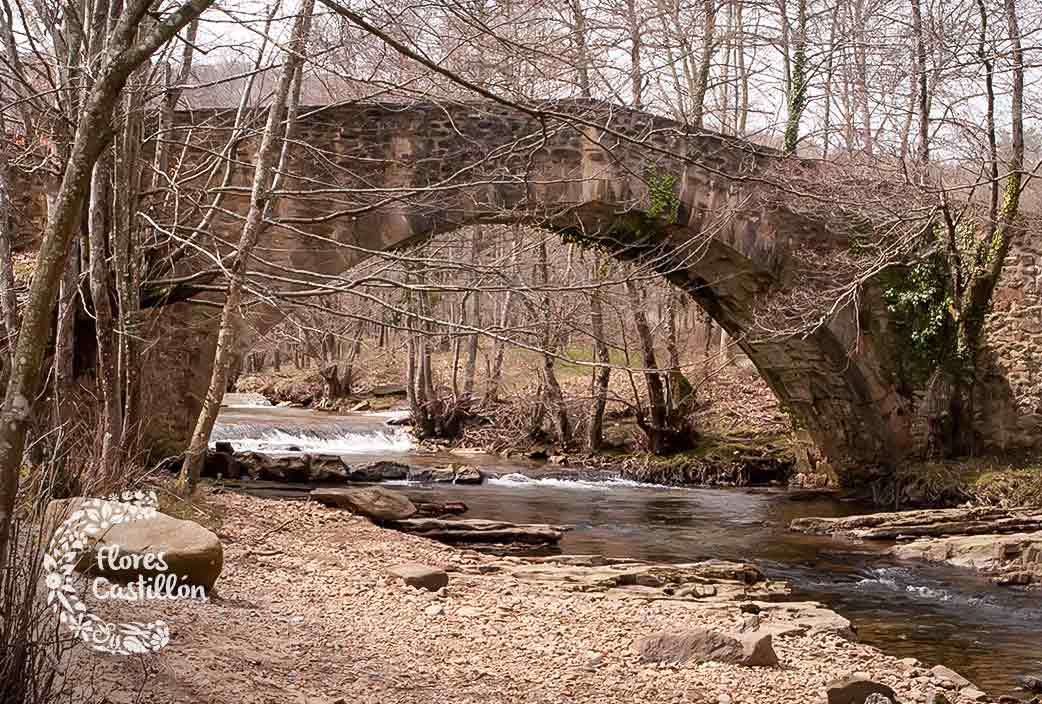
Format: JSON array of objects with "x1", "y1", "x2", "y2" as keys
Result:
[
  {"x1": 746, "y1": 600, "x2": 856, "y2": 641},
  {"x1": 391, "y1": 518, "x2": 569, "y2": 545},
  {"x1": 825, "y1": 675, "x2": 896, "y2": 704},
  {"x1": 893, "y1": 529, "x2": 1042, "y2": 564},
  {"x1": 475, "y1": 556, "x2": 790, "y2": 603},
  {"x1": 387, "y1": 563, "x2": 449, "y2": 591},
  {"x1": 45, "y1": 498, "x2": 223, "y2": 591},
  {"x1": 311, "y1": 487, "x2": 416, "y2": 521},
  {"x1": 790, "y1": 507, "x2": 1042, "y2": 540},
  {"x1": 930, "y1": 664, "x2": 974, "y2": 689},
  {"x1": 636, "y1": 628, "x2": 778, "y2": 667}
]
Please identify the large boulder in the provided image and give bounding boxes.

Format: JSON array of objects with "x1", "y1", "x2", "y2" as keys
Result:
[
  {"x1": 45, "y1": 499, "x2": 223, "y2": 591},
  {"x1": 825, "y1": 675, "x2": 896, "y2": 704},
  {"x1": 310, "y1": 487, "x2": 416, "y2": 521},
  {"x1": 636, "y1": 628, "x2": 778, "y2": 667}
]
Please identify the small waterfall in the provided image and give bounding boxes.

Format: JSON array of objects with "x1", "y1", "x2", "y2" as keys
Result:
[
  {"x1": 489, "y1": 473, "x2": 670, "y2": 490},
  {"x1": 211, "y1": 419, "x2": 414, "y2": 454}
]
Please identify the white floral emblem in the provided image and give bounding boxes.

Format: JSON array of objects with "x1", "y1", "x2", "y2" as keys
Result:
[{"x1": 44, "y1": 491, "x2": 171, "y2": 655}]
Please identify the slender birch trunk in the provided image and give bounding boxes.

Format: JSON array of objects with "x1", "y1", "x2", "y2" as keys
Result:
[{"x1": 179, "y1": 0, "x2": 315, "y2": 491}]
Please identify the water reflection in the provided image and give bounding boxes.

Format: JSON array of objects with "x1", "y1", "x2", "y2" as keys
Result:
[{"x1": 395, "y1": 480, "x2": 1042, "y2": 696}]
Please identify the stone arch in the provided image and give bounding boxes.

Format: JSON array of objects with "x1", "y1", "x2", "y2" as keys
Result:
[{"x1": 147, "y1": 100, "x2": 914, "y2": 480}]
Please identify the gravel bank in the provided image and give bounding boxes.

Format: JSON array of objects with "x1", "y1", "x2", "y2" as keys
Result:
[{"x1": 84, "y1": 491, "x2": 983, "y2": 704}]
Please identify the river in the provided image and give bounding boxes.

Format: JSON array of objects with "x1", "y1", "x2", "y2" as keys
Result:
[{"x1": 213, "y1": 406, "x2": 1042, "y2": 697}]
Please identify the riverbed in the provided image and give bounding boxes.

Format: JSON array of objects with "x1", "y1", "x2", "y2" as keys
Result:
[{"x1": 213, "y1": 406, "x2": 1042, "y2": 696}]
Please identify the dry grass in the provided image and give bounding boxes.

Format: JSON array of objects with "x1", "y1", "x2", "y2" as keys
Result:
[{"x1": 874, "y1": 455, "x2": 1042, "y2": 508}]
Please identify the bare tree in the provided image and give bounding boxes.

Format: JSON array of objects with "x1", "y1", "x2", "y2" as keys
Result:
[{"x1": 179, "y1": 0, "x2": 316, "y2": 491}]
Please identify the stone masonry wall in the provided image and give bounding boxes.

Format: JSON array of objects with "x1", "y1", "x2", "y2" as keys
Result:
[{"x1": 976, "y1": 230, "x2": 1042, "y2": 452}]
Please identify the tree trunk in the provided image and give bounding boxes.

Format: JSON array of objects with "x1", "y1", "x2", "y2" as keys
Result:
[
  {"x1": 462, "y1": 228, "x2": 481, "y2": 397},
  {"x1": 488, "y1": 230, "x2": 519, "y2": 403},
  {"x1": 691, "y1": 0, "x2": 717, "y2": 129},
  {"x1": 587, "y1": 259, "x2": 610, "y2": 451},
  {"x1": 0, "y1": 153, "x2": 18, "y2": 373},
  {"x1": 89, "y1": 151, "x2": 123, "y2": 470},
  {"x1": 179, "y1": 0, "x2": 314, "y2": 491},
  {"x1": 783, "y1": 0, "x2": 808, "y2": 154},
  {"x1": 537, "y1": 239, "x2": 570, "y2": 445},
  {"x1": 0, "y1": 0, "x2": 215, "y2": 579}
]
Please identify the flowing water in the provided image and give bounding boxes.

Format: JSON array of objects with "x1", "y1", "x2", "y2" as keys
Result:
[{"x1": 214, "y1": 406, "x2": 1042, "y2": 696}]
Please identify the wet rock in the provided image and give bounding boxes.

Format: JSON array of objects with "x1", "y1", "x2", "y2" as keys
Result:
[
  {"x1": 311, "y1": 487, "x2": 417, "y2": 521},
  {"x1": 453, "y1": 465, "x2": 483, "y2": 484},
  {"x1": 388, "y1": 563, "x2": 448, "y2": 591},
  {"x1": 1018, "y1": 674, "x2": 1042, "y2": 692},
  {"x1": 636, "y1": 628, "x2": 778, "y2": 667},
  {"x1": 526, "y1": 446, "x2": 549, "y2": 460},
  {"x1": 45, "y1": 498, "x2": 223, "y2": 591},
  {"x1": 413, "y1": 500, "x2": 468, "y2": 518},
  {"x1": 306, "y1": 454, "x2": 350, "y2": 482},
  {"x1": 346, "y1": 460, "x2": 410, "y2": 482},
  {"x1": 407, "y1": 467, "x2": 456, "y2": 483},
  {"x1": 204, "y1": 445, "x2": 241, "y2": 479},
  {"x1": 236, "y1": 452, "x2": 310, "y2": 482},
  {"x1": 407, "y1": 465, "x2": 484, "y2": 484},
  {"x1": 825, "y1": 675, "x2": 897, "y2": 704}
]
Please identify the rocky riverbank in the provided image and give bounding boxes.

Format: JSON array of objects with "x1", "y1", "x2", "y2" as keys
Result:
[
  {"x1": 75, "y1": 490, "x2": 1015, "y2": 704},
  {"x1": 791, "y1": 507, "x2": 1042, "y2": 588}
]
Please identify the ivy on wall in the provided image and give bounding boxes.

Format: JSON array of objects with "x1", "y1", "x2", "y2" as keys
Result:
[
  {"x1": 882, "y1": 251, "x2": 953, "y2": 377},
  {"x1": 645, "y1": 166, "x2": 680, "y2": 224}
]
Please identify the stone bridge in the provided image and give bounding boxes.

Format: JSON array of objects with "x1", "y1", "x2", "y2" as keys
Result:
[{"x1": 137, "y1": 99, "x2": 1041, "y2": 480}]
